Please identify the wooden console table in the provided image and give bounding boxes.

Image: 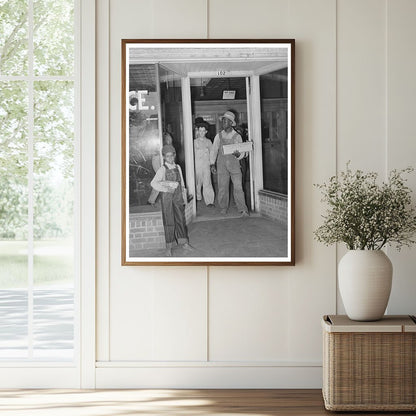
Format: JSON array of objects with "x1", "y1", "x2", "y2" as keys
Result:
[{"x1": 322, "y1": 315, "x2": 416, "y2": 411}]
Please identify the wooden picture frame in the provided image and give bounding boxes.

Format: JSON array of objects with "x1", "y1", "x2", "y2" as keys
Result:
[{"x1": 122, "y1": 39, "x2": 295, "y2": 265}]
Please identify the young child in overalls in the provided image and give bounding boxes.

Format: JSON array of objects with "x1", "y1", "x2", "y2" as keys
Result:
[
  {"x1": 150, "y1": 144, "x2": 193, "y2": 256},
  {"x1": 194, "y1": 118, "x2": 215, "y2": 206},
  {"x1": 147, "y1": 132, "x2": 174, "y2": 206}
]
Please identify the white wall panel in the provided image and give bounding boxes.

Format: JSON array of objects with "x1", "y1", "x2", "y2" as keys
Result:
[
  {"x1": 336, "y1": 0, "x2": 388, "y2": 314},
  {"x1": 110, "y1": 271, "x2": 155, "y2": 360},
  {"x1": 286, "y1": 0, "x2": 337, "y2": 361},
  {"x1": 337, "y1": 0, "x2": 387, "y2": 171},
  {"x1": 98, "y1": 0, "x2": 337, "y2": 386},
  {"x1": 206, "y1": 0, "x2": 337, "y2": 367},
  {"x1": 96, "y1": 0, "x2": 110, "y2": 363},
  {"x1": 209, "y1": 0, "x2": 289, "y2": 38},
  {"x1": 152, "y1": 0, "x2": 208, "y2": 38},
  {"x1": 209, "y1": 268, "x2": 290, "y2": 361},
  {"x1": 108, "y1": 0, "x2": 206, "y2": 39},
  {"x1": 105, "y1": 0, "x2": 209, "y2": 363},
  {"x1": 110, "y1": 269, "x2": 207, "y2": 361},
  {"x1": 93, "y1": 0, "x2": 416, "y2": 388},
  {"x1": 151, "y1": 271, "x2": 207, "y2": 361},
  {"x1": 386, "y1": 0, "x2": 416, "y2": 315}
]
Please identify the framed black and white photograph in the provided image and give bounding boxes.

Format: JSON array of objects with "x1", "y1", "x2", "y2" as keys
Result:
[{"x1": 122, "y1": 39, "x2": 295, "y2": 265}]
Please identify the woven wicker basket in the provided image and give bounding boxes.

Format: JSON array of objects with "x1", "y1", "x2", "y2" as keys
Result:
[{"x1": 322, "y1": 315, "x2": 416, "y2": 411}]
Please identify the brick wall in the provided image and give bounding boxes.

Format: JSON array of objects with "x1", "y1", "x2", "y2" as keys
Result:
[
  {"x1": 129, "y1": 211, "x2": 165, "y2": 251},
  {"x1": 258, "y1": 190, "x2": 288, "y2": 224},
  {"x1": 129, "y1": 201, "x2": 193, "y2": 251}
]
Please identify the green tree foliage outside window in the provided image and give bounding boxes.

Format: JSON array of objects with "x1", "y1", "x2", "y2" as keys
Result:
[{"x1": 0, "y1": 0, "x2": 74, "y2": 241}]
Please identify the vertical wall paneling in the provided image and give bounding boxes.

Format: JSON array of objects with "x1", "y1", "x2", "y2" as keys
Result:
[
  {"x1": 105, "y1": 0, "x2": 209, "y2": 363},
  {"x1": 108, "y1": 268, "x2": 207, "y2": 361},
  {"x1": 285, "y1": 0, "x2": 337, "y2": 361},
  {"x1": 209, "y1": 0, "x2": 290, "y2": 38},
  {"x1": 110, "y1": 270, "x2": 155, "y2": 360},
  {"x1": 96, "y1": 0, "x2": 110, "y2": 362},
  {"x1": 336, "y1": 0, "x2": 387, "y2": 313},
  {"x1": 93, "y1": 0, "x2": 416, "y2": 388},
  {"x1": 385, "y1": 0, "x2": 416, "y2": 313},
  {"x1": 151, "y1": 271, "x2": 207, "y2": 361},
  {"x1": 209, "y1": 268, "x2": 290, "y2": 362},
  {"x1": 151, "y1": 0, "x2": 208, "y2": 38},
  {"x1": 80, "y1": 0, "x2": 96, "y2": 388},
  {"x1": 336, "y1": 0, "x2": 387, "y2": 171}
]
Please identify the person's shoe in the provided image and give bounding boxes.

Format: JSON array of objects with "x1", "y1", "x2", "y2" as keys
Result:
[
  {"x1": 220, "y1": 208, "x2": 227, "y2": 215},
  {"x1": 182, "y1": 243, "x2": 195, "y2": 251},
  {"x1": 240, "y1": 211, "x2": 249, "y2": 217},
  {"x1": 207, "y1": 203, "x2": 215, "y2": 208},
  {"x1": 165, "y1": 248, "x2": 172, "y2": 256}
]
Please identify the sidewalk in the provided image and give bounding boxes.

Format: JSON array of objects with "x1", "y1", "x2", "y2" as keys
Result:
[{"x1": 130, "y1": 212, "x2": 288, "y2": 258}]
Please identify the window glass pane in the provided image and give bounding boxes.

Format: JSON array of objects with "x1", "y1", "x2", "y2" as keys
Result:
[
  {"x1": 0, "y1": 82, "x2": 28, "y2": 241},
  {"x1": 0, "y1": 0, "x2": 28, "y2": 76},
  {"x1": 33, "y1": 81, "x2": 74, "y2": 255},
  {"x1": 0, "y1": 289, "x2": 28, "y2": 359},
  {"x1": 33, "y1": 0, "x2": 74, "y2": 76},
  {"x1": 0, "y1": 81, "x2": 28, "y2": 242},
  {"x1": 0, "y1": 81, "x2": 29, "y2": 359},
  {"x1": 33, "y1": 80, "x2": 74, "y2": 359},
  {"x1": 260, "y1": 69, "x2": 288, "y2": 195},
  {"x1": 129, "y1": 64, "x2": 160, "y2": 209},
  {"x1": 33, "y1": 288, "x2": 74, "y2": 359},
  {"x1": 159, "y1": 66, "x2": 185, "y2": 184}
]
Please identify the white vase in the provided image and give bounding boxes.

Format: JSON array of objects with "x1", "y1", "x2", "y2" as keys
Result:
[{"x1": 338, "y1": 250, "x2": 392, "y2": 321}]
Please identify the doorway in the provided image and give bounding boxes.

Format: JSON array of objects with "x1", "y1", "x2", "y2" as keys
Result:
[{"x1": 190, "y1": 77, "x2": 252, "y2": 220}]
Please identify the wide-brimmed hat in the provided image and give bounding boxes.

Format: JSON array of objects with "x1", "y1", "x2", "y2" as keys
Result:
[
  {"x1": 220, "y1": 111, "x2": 236, "y2": 126},
  {"x1": 195, "y1": 117, "x2": 209, "y2": 130}
]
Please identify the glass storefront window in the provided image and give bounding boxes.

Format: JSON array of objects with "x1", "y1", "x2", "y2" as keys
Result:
[
  {"x1": 260, "y1": 68, "x2": 288, "y2": 195},
  {"x1": 128, "y1": 64, "x2": 160, "y2": 209},
  {"x1": 159, "y1": 66, "x2": 184, "y2": 183}
]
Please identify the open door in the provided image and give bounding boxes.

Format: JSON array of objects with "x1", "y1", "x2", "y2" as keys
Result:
[{"x1": 248, "y1": 63, "x2": 289, "y2": 212}]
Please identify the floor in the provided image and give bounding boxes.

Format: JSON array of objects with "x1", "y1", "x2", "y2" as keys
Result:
[
  {"x1": 0, "y1": 389, "x2": 412, "y2": 415},
  {"x1": 130, "y1": 200, "x2": 288, "y2": 259}
]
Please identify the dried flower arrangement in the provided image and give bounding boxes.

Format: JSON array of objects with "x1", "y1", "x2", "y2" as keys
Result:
[{"x1": 314, "y1": 164, "x2": 416, "y2": 250}]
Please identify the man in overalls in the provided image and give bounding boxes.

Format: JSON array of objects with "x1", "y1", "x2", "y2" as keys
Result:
[{"x1": 210, "y1": 111, "x2": 249, "y2": 217}]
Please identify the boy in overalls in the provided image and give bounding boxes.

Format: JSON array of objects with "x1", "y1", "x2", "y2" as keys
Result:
[
  {"x1": 150, "y1": 144, "x2": 193, "y2": 256},
  {"x1": 147, "y1": 132, "x2": 174, "y2": 206},
  {"x1": 194, "y1": 118, "x2": 215, "y2": 206}
]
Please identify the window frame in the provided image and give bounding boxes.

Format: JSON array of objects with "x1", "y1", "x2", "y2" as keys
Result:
[{"x1": 0, "y1": 0, "x2": 96, "y2": 388}]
